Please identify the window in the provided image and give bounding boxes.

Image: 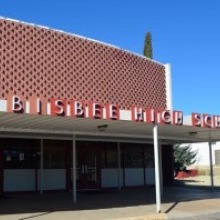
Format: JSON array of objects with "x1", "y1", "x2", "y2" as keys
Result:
[
  {"x1": 3, "y1": 139, "x2": 39, "y2": 169},
  {"x1": 123, "y1": 145, "x2": 144, "y2": 168},
  {"x1": 2, "y1": 139, "x2": 70, "y2": 169},
  {"x1": 122, "y1": 144, "x2": 154, "y2": 168},
  {"x1": 144, "y1": 147, "x2": 154, "y2": 168},
  {"x1": 215, "y1": 150, "x2": 220, "y2": 166},
  {"x1": 101, "y1": 143, "x2": 118, "y2": 168},
  {"x1": 43, "y1": 140, "x2": 67, "y2": 169}
]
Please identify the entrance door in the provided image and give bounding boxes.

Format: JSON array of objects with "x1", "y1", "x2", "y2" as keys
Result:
[{"x1": 76, "y1": 144, "x2": 101, "y2": 190}]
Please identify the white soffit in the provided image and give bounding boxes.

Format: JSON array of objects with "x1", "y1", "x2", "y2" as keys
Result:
[
  {"x1": 0, "y1": 98, "x2": 219, "y2": 143},
  {"x1": 0, "y1": 111, "x2": 220, "y2": 143}
]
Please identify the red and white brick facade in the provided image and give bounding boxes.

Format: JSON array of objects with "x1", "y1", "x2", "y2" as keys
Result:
[{"x1": 0, "y1": 17, "x2": 167, "y2": 110}]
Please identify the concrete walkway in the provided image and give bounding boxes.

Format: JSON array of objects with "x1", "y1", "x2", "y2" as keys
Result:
[{"x1": 1, "y1": 186, "x2": 220, "y2": 220}]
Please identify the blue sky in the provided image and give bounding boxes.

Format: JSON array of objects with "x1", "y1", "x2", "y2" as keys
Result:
[{"x1": 0, "y1": 0, "x2": 219, "y2": 115}]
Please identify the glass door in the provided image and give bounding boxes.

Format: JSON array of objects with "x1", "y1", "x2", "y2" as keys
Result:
[{"x1": 76, "y1": 144, "x2": 101, "y2": 190}]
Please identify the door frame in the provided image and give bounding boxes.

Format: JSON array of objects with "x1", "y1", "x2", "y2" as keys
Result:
[{"x1": 76, "y1": 142, "x2": 102, "y2": 190}]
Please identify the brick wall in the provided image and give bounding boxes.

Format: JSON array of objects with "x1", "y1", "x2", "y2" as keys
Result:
[{"x1": 0, "y1": 18, "x2": 167, "y2": 110}]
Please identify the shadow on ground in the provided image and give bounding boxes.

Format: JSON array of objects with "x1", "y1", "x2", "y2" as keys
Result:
[
  {"x1": 1, "y1": 185, "x2": 220, "y2": 216},
  {"x1": 174, "y1": 178, "x2": 220, "y2": 190}
]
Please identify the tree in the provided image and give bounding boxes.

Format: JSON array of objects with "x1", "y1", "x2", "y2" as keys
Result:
[
  {"x1": 143, "y1": 32, "x2": 153, "y2": 59},
  {"x1": 173, "y1": 144, "x2": 197, "y2": 176}
]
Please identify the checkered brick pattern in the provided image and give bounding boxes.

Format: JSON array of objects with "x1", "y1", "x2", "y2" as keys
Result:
[{"x1": 0, "y1": 18, "x2": 167, "y2": 110}]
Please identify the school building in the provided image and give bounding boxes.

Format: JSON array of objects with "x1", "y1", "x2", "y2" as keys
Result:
[{"x1": 1, "y1": 16, "x2": 220, "y2": 213}]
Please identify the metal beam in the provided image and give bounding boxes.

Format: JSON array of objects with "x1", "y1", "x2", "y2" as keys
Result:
[
  {"x1": 153, "y1": 124, "x2": 161, "y2": 213},
  {"x1": 159, "y1": 142, "x2": 163, "y2": 196},
  {"x1": 72, "y1": 135, "x2": 77, "y2": 202},
  {"x1": 209, "y1": 141, "x2": 214, "y2": 191}
]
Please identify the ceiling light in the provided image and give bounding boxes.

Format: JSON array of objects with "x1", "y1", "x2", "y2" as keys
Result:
[{"x1": 97, "y1": 124, "x2": 108, "y2": 132}]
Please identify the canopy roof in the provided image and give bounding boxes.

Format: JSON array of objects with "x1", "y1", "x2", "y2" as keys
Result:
[{"x1": 0, "y1": 112, "x2": 219, "y2": 144}]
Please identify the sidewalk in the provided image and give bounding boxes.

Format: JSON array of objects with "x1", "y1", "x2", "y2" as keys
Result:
[
  {"x1": 0, "y1": 186, "x2": 220, "y2": 220},
  {"x1": 163, "y1": 187, "x2": 220, "y2": 219}
]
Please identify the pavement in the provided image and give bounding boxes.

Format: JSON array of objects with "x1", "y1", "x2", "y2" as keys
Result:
[
  {"x1": 176, "y1": 175, "x2": 220, "y2": 187},
  {"x1": 1, "y1": 184, "x2": 220, "y2": 220}
]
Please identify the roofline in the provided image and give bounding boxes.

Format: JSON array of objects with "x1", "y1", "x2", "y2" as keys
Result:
[{"x1": 0, "y1": 16, "x2": 165, "y2": 67}]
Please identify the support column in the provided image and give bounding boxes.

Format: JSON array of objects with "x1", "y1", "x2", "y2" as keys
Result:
[
  {"x1": 159, "y1": 143, "x2": 163, "y2": 196},
  {"x1": 72, "y1": 135, "x2": 77, "y2": 202},
  {"x1": 40, "y1": 139, "x2": 44, "y2": 195},
  {"x1": 164, "y1": 63, "x2": 173, "y2": 110},
  {"x1": 209, "y1": 141, "x2": 214, "y2": 191},
  {"x1": 153, "y1": 124, "x2": 161, "y2": 213},
  {"x1": 117, "y1": 142, "x2": 121, "y2": 190}
]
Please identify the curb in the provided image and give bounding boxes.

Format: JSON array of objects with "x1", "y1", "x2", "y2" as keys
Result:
[{"x1": 108, "y1": 213, "x2": 168, "y2": 220}]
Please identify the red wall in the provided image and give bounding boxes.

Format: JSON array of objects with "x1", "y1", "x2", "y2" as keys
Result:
[{"x1": 0, "y1": 18, "x2": 167, "y2": 110}]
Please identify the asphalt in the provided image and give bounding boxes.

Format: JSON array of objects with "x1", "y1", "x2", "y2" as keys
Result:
[{"x1": 1, "y1": 186, "x2": 220, "y2": 220}]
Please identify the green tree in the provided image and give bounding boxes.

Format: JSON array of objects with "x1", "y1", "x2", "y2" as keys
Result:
[
  {"x1": 173, "y1": 144, "x2": 197, "y2": 175},
  {"x1": 143, "y1": 32, "x2": 153, "y2": 59}
]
